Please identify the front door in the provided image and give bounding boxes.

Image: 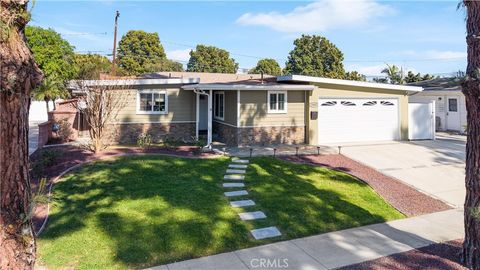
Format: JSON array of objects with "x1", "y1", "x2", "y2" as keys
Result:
[
  {"x1": 199, "y1": 95, "x2": 208, "y2": 131},
  {"x1": 446, "y1": 97, "x2": 460, "y2": 131}
]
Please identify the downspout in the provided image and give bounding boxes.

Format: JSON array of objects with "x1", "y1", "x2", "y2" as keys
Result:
[{"x1": 193, "y1": 88, "x2": 211, "y2": 149}]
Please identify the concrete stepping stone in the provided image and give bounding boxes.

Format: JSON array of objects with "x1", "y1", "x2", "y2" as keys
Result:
[
  {"x1": 229, "y1": 164, "x2": 248, "y2": 169},
  {"x1": 250, "y1": 226, "x2": 282, "y2": 240},
  {"x1": 238, "y1": 211, "x2": 266, "y2": 221},
  {"x1": 223, "y1": 183, "x2": 245, "y2": 188},
  {"x1": 226, "y1": 169, "x2": 246, "y2": 174},
  {"x1": 224, "y1": 190, "x2": 248, "y2": 197},
  {"x1": 232, "y1": 159, "x2": 249, "y2": 164},
  {"x1": 224, "y1": 175, "x2": 245, "y2": 180},
  {"x1": 230, "y1": 200, "x2": 255, "y2": 207}
]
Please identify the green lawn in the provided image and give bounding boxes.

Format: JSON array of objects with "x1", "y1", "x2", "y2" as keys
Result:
[{"x1": 38, "y1": 155, "x2": 404, "y2": 269}]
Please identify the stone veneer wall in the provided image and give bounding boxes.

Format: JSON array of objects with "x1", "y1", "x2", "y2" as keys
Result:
[
  {"x1": 106, "y1": 123, "x2": 196, "y2": 144},
  {"x1": 237, "y1": 126, "x2": 305, "y2": 146},
  {"x1": 213, "y1": 121, "x2": 238, "y2": 146}
]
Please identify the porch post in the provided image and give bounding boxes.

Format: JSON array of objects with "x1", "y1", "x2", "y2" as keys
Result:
[
  {"x1": 207, "y1": 90, "x2": 213, "y2": 147},
  {"x1": 195, "y1": 93, "x2": 199, "y2": 140}
]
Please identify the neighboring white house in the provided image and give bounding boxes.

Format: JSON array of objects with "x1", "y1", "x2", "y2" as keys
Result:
[
  {"x1": 29, "y1": 100, "x2": 54, "y2": 123},
  {"x1": 409, "y1": 77, "x2": 466, "y2": 133}
]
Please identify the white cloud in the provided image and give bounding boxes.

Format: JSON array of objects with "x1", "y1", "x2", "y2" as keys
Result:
[
  {"x1": 236, "y1": 0, "x2": 393, "y2": 33},
  {"x1": 166, "y1": 49, "x2": 191, "y2": 62},
  {"x1": 346, "y1": 64, "x2": 385, "y2": 76}
]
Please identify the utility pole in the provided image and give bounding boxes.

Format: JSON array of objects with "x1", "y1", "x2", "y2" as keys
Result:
[{"x1": 111, "y1": 10, "x2": 120, "y2": 76}]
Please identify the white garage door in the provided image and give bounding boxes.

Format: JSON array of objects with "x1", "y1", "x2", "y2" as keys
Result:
[{"x1": 318, "y1": 98, "x2": 400, "y2": 144}]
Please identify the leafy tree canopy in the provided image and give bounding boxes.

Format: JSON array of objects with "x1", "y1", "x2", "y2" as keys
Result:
[
  {"x1": 284, "y1": 35, "x2": 345, "y2": 79},
  {"x1": 381, "y1": 64, "x2": 404, "y2": 84},
  {"x1": 117, "y1": 30, "x2": 167, "y2": 75},
  {"x1": 25, "y1": 26, "x2": 76, "y2": 81},
  {"x1": 345, "y1": 71, "x2": 367, "y2": 81},
  {"x1": 249, "y1": 58, "x2": 282, "y2": 76},
  {"x1": 187, "y1": 45, "x2": 238, "y2": 73},
  {"x1": 25, "y1": 26, "x2": 76, "y2": 102},
  {"x1": 75, "y1": 53, "x2": 111, "y2": 80},
  {"x1": 404, "y1": 71, "x2": 436, "y2": 83},
  {"x1": 143, "y1": 59, "x2": 184, "y2": 73}
]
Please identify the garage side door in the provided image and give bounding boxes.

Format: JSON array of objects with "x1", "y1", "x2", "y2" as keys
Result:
[{"x1": 318, "y1": 98, "x2": 400, "y2": 144}]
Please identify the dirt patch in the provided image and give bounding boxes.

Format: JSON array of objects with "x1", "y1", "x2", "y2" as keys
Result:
[
  {"x1": 339, "y1": 239, "x2": 466, "y2": 270},
  {"x1": 282, "y1": 155, "x2": 452, "y2": 217}
]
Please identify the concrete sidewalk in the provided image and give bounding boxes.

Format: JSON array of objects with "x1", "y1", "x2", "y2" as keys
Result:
[{"x1": 147, "y1": 208, "x2": 463, "y2": 270}]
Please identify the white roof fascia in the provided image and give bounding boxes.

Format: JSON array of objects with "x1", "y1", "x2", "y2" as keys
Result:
[
  {"x1": 182, "y1": 84, "x2": 314, "y2": 91},
  {"x1": 71, "y1": 78, "x2": 200, "y2": 87},
  {"x1": 277, "y1": 75, "x2": 423, "y2": 93}
]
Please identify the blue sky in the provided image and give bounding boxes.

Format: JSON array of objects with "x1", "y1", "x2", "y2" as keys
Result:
[{"x1": 30, "y1": 0, "x2": 467, "y2": 77}]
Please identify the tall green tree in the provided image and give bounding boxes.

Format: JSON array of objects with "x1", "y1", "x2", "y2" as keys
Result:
[
  {"x1": 187, "y1": 45, "x2": 238, "y2": 73},
  {"x1": 117, "y1": 30, "x2": 167, "y2": 75},
  {"x1": 249, "y1": 58, "x2": 282, "y2": 75},
  {"x1": 74, "y1": 53, "x2": 111, "y2": 80},
  {"x1": 284, "y1": 35, "x2": 345, "y2": 78},
  {"x1": 25, "y1": 26, "x2": 76, "y2": 109},
  {"x1": 461, "y1": 1, "x2": 480, "y2": 268},
  {"x1": 381, "y1": 64, "x2": 404, "y2": 84},
  {"x1": 404, "y1": 71, "x2": 436, "y2": 83},
  {"x1": 344, "y1": 71, "x2": 366, "y2": 81},
  {"x1": 143, "y1": 59, "x2": 184, "y2": 73},
  {"x1": 1, "y1": 1, "x2": 43, "y2": 268}
]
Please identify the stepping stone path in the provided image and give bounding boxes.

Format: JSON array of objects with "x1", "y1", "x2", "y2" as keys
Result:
[
  {"x1": 224, "y1": 175, "x2": 245, "y2": 180},
  {"x1": 230, "y1": 200, "x2": 255, "y2": 207},
  {"x1": 229, "y1": 164, "x2": 247, "y2": 169},
  {"x1": 222, "y1": 157, "x2": 281, "y2": 240},
  {"x1": 223, "y1": 183, "x2": 245, "y2": 188},
  {"x1": 226, "y1": 169, "x2": 246, "y2": 174},
  {"x1": 250, "y1": 226, "x2": 282, "y2": 240},
  {"x1": 239, "y1": 211, "x2": 266, "y2": 221},
  {"x1": 224, "y1": 190, "x2": 248, "y2": 197}
]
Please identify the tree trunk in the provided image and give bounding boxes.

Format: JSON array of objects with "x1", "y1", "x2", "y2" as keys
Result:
[
  {"x1": 0, "y1": 0, "x2": 43, "y2": 269},
  {"x1": 44, "y1": 97, "x2": 50, "y2": 112},
  {"x1": 462, "y1": 1, "x2": 480, "y2": 269}
]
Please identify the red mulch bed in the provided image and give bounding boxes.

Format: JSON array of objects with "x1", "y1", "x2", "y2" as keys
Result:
[
  {"x1": 339, "y1": 239, "x2": 466, "y2": 270},
  {"x1": 282, "y1": 155, "x2": 452, "y2": 217},
  {"x1": 30, "y1": 145, "x2": 219, "y2": 233}
]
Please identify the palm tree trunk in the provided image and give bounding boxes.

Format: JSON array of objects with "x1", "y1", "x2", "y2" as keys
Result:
[
  {"x1": 462, "y1": 1, "x2": 480, "y2": 269},
  {"x1": 44, "y1": 97, "x2": 50, "y2": 112}
]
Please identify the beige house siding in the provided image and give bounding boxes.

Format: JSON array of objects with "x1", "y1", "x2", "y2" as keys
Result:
[
  {"x1": 213, "y1": 90, "x2": 237, "y2": 127},
  {"x1": 307, "y1": 84, "x2": 410, "y2": 145},
  {"x1": 113, "y1": 86, "x2": 196, "y2": 123},
  {"x1": 239, "y1": 90, "x2": 306, "y2": 127}
]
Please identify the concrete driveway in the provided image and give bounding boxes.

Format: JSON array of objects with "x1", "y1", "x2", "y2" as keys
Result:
[
  {"x1": 340, "y1": 133, "x2": 466, "y2": 208},
  {"x1": 29, "y1": 122, "x2": 40, "y2": 156}
]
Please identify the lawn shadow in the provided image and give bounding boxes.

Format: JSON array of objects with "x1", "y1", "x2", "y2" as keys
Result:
[
  {"x1": 247, "y1": 157, "x2": 403, "y2": 239},
  {"x1": 40, "y1": 155, "x2": 253, "y2": 268}
]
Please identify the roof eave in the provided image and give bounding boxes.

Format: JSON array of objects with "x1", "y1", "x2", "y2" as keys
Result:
[
  {"x1": 182, "y1": 84, "x2": 315, "y2": 91},
  {"x1": 277, "y1": 75, "x2": 424, "y2": 93}
]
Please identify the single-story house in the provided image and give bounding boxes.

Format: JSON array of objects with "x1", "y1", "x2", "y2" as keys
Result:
[
  {"x1": 409, "y1": 77, "x2": 466, "y2": 132},
  {"x1": 71, "y1": 72, "x2": 423, "y2": 146}
]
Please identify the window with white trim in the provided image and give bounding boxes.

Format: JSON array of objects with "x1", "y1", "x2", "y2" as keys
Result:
[
  {"x1": 268, "y1": 91, "x2": 287, "y2": 113},
  {"x1": 214, "y1": 91, "x2": 225, "y2": 120},
  {"x1": 136, "y1": 90, "x2": 168, "y2": 114}
]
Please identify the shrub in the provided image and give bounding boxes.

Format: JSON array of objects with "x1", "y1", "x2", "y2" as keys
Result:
[
  {"x1": 31, "y1": 149, "x2": 59, "y2": 178},
  {"x1": 137, "y1": 133, "x2": 153, "y2": 148},
  {"x1": 56, "y1": 119, "x2": 73, "y2": 142}
]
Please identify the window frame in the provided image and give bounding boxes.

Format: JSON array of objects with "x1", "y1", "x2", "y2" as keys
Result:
[
  {"x1": 136, "y1": 89, "x2": 168, "y2": 115},
  {"x1": 267, "y1": 90, "x2": 288, "y2": 114},
  {"x1": 448, "y1": 98, "x2": 458, "y2": 112},
  {"x1": 213, "y1": 91, "x2": 225, "y2": 121}
]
